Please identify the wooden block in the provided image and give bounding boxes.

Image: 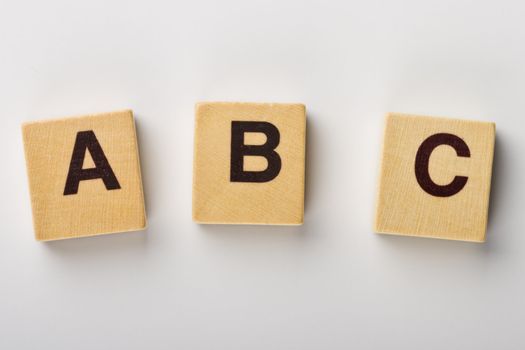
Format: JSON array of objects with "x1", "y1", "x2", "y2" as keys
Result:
[
  {"x1": 374, "y1": 113, "x2": 495, "y2": 242},
  {"x1": 22, "y1": 110, "x2": 146, "y2": 241},
  {"x1": 193, "y1": 102, "x2": 306, "y2": 225}
]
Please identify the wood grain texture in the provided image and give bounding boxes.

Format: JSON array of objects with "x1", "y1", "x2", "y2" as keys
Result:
[
  {"x1": 22, "y1": 110, "x2": 146, "y2": 241},
  {"x1": 374, "y1": 113, "x2": 495, "y2": 242},
  {"x1": 192, "y1": 102, "x2": 306, "y2": 225}
]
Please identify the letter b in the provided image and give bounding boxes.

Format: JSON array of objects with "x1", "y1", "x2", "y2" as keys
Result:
[{"x1": 230, "y1": 121, "x2": 282, "y2": 183}]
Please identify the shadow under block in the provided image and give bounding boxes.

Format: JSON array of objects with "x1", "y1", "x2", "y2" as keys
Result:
[
  {"x1": 193, "y1": 102, "x2": 306, "y2": 225},
  {"x1": 22, "y1": 110, "x2": 146, "y2": 241},
  {"x1": 374, "y1": 113, "x2": 495, "y2": 242}
]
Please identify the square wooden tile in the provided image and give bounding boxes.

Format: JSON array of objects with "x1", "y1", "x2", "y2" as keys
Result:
[
  {"x1": 193, "y1": 102, "x2": 306, "y2": 225},
  {"x1": 22, "y1": 110, "x2": 147, "y2": 241},
  {"x1": 374, "y1": 113, "x2": 495, "y2": 242}
]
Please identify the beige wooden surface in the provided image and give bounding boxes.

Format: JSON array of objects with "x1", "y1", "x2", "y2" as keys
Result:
[
  {"x1": 22, "y1": 110, "x2": 146, "y2": 241},
  {"x1": 374, "y1": 113, "x2": 495, "y2": 242},
  {"x1": 193, "y1": 102, "x2": 306, "y2": 225}
]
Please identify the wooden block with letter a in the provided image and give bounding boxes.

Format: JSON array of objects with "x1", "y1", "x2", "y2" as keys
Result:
[
  {"x1": 374, "y1": 113, "x2": 495, "y2": 242},
  {"x1": 192, "y1": 102, "x2": 306, "y2": 225},
  {"x1": 22, "y1": 110, "x2": 146, "y2": 241}
]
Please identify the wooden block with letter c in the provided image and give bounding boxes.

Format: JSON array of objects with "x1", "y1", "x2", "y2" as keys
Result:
[
  {"x1": 22, "y1": 110, "x2": 147, "y2": 241},
  {"x1": 192, "y1": 102, "x2": 306, "y2": 225},
  {"x1": 374, "y1": 113, "x2": 495, "y2": 242}
]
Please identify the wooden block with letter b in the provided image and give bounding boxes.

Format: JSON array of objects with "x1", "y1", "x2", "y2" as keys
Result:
[
  {"x1": 22, "y1": 110, "x2": 147, "y2": 241},
  {"x1": 374, "y1": 113, "x2": 495, "y2": 242},
  {"x1": 192, "y1": 102, "x2": 306, "y2": 225}
]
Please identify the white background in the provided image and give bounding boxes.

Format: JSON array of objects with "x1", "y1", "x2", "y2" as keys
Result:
[{"x1": 1, "y1": 0, "x2": 524, "y2": 349}]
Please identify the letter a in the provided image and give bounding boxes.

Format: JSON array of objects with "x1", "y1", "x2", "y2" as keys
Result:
[{"x1": 63, "y1": 130, "x2": 121, "y2": 195}]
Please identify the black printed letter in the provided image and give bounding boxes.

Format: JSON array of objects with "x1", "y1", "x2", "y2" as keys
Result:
[
  {"x1": 230, "y1": 121, "x2": 282, "y2": 183},
  {"x1": 63, "y1": 130, "x2": 121, "y2": 195},
  {"x1": 415, "y1": 133, "x2": 470, "y2": 197}
]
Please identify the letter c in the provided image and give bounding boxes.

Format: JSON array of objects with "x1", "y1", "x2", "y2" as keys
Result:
[{"x1": 415, "y1": 133, "x2": 470, "y2": 197}]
